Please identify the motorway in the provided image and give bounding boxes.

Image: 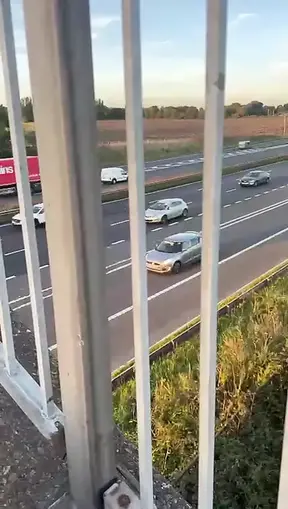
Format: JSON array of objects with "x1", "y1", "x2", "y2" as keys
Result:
[
  {"x1": 0, "y1": 141, "x2": 288, "y2": 207},
  {"x1": 1, "y1": 158, "x2": 288, "y2": 371}
]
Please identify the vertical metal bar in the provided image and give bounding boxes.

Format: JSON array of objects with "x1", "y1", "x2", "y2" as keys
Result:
[
  {"x1": 0, "y1": 0, "x2": 53, "y2": 416},
  {"x1": 277, "y1": 395, "x2": 288, "y2": 509},
  {"x1": 0, "y1": 238, "x2": 16, "y2": 375},
  {"x1": 122, "y1": 1, "x2": 154, "y2": 508},
  {"x1": 198, "y1": 1, "x2": 228, "y2": 509},
  {"x1": 23, "y1": 0, "x2": 116, "y2": 507}
]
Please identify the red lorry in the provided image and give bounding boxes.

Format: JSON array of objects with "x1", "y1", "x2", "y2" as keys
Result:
[{"x1": 0, "y1": 155, "x2": 41, "y2": 194}]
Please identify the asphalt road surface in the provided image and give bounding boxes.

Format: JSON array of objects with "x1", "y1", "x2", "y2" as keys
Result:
[{"x1": 2, "y1": 160, "x2": 288, "y2": 371}]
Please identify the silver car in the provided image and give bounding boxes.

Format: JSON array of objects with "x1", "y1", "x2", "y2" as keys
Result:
[
  {"x1": 145, "y1": 198, "x2": 188, "y2": 224},
  {"x1": 146, "y1": 231, "x2": 202, "y2": 274}
]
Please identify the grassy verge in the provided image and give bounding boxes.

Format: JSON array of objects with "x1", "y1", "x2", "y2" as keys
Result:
[
  {"x1": 74, "y1": 136, "x2": 288, "y2": 167},
  {"x1": 113, "y1": 274, "x2": 288, "y2": 508}
]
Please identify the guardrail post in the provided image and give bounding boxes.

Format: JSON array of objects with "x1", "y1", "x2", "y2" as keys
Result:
[
  {"x1": 122, "y1": 1, "x2": 154, "y2": 508},
  {"x1": 23, "y1": 0, "x2": 116, "y2": 507},
  {"x1": 0, "y1": 0, "x2": 53, "y2": 417},
  {"x1": 0, "y1": 238, "x2": 16, "y2": 375},
  {"x1": 198, "y1": 1, "x2": 228, "y2": 509}
]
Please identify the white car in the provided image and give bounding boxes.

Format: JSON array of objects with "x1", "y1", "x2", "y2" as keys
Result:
[
  {"x1": 12, "y1": 203, "x2": 45, "y2": 227},
  {"x1": 145, "y1": 198, "x2": 188, "y2": 224},
  {"x1": 101, "y1": 167, "x2": 128, "y2": 184}
]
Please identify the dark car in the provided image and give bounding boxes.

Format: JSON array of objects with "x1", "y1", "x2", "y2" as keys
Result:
[{"x1": 239, "y1": 170, "x2": 270, "y2": 187}]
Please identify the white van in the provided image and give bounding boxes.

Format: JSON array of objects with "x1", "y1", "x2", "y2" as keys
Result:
[
  {"x1": 238, "y1": 140, "x2": 251, "y2": 149},
  {"x1": 101, "y1": 167, "x2": 128, "y2": 184}
]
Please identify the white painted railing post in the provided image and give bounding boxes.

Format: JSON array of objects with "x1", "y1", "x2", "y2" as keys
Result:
[
  {"x1": 198, "y1": 1, "x2": 228, "y2": 508},
  {"x1": 122, "y1": 1, "x2": 154, "y2": 508},
  {"x1": 277, "y1": 394, "x2": 288, "y2": 509},
  {"x1": 0, "y1": 238, "x2": 16, "y2": 375},
  {"x1": 23, "y1": 0, "x2": 116, "y2": 506},
  {"x1": 0, "y1": 0, "x2": 53, "y2": 417}
]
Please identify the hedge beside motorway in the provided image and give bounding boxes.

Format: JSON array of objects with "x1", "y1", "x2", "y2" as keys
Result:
[{"x1": 0, "y1": 154, "x2": 287, "y2": 225}]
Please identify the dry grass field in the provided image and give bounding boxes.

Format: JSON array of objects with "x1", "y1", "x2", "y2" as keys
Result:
[
  {"x1": 24, "y1": 116, "x2": 286, "y2": 165},
  {"x1": 97, "y1": 116, "x2": 286, "y2": 145}
]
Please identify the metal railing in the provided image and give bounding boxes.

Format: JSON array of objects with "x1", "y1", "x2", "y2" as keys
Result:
[{"x1": 0, "y1": 0, "x2": 287, "y2": 508}]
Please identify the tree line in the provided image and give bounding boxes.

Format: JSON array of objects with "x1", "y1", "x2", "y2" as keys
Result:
[{"x1": 96, "y1": 99, "x2": 288, "y2": 120}]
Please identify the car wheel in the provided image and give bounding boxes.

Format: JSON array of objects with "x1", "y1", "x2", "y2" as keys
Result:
[
  {"x1": 266, "y1": 178, "x2": 270, "y2": 184},
  {"x1": 161, "y1": 215, "x2": 168, "y2": 224},
  {"x1": 172, "y1": 261, "x2": 181, "y2": 274},
  {"x1": 182, "y1": 208, "x2": 188, "y2": 218},
  {"x1": 111, "y1": 178, "x2": 117, "y2": 185}
]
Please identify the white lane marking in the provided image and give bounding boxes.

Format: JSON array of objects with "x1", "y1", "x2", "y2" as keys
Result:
[
  {"x1": 244, "y1": 197, "x2": 252, "y2": 201},
  {"x1": 106, "y1": 263, "x2": 131, "y2": 275},
  {"x1": 226, "y1": 188, "x2": 236, "y2": 193},
  {"x1": 110, "y1": 219, "x2": 129, "y2": 227},
  {"x1": 264, "y1": 191, "x2": 270, "y2": 194},
  {"x1": 184, "y1": 217, "x2": 193, "y2": 221},
  {"x1": 48, "y1": 344, "x2": 57, "y2": 352},
  {"x1": 197, "y1": 213, "x2": 203, "y2": 217},
  {"x1": 6, "y1": 275, "x2": 15, "y2": 280},
  {"x1": 151, "y1": 227, "x2": 162, "y2": 232},
  {"x1": 0, "y1": 223, "x2": 11, "y2": 228},
  {"x1": 9, "y1": 286, "x2": 52, "y2": 306},
  {"x1": 197, "y1": 188, "x2": 203, "y2": 192},
  {"x1": 106, "y1": 257, "x2": 131, "y2": 269},
  {"x1": 108, "y1": 225, "x2": 288, "y2": 321},
  {"x1": 5, "y1": 248, "x2": 24, "y2": 256},
  {"x1": 40, "y1": 264, "x2": 49, "y2": 270},
  {"x1": 187, "y1": 201, "x2": 193, "y2": 205},
  {"x1": 223, "y1": 204, "x2": 231, "y2": 208},
  {"x1": 169, "y1": 222, "x2": 179, "y2": 226},
  {"x1": 235, "y1": 200, "x2": 242, "y2": 204},
  {"x1": 272, "y1": 188, "x2": 277, "y2": 192},
  {"x1": 280, "y1": 185, "x2": 285, "y2": 189},
  {"x1": 254, "y1": 194, "x2": 261, "y2": 198},
  {"x1": 111, "y1": 240, "x2": 125, "y2": 245}
]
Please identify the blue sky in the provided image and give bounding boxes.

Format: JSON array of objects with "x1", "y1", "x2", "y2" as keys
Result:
[{"x1": 1, "y1": 0, "x2": 288, "y2": 107}]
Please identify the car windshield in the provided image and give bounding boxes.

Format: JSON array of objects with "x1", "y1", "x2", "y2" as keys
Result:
[
  {"x1": 33, "y1": 205, "x2": 42, "y2": 213},
  {"x1": 156, "y1": 240, "x2": 182, "y2": 253},
  {"x1": 248, "y1": 172, "x2": 260, "y2": 178},
  {"x1": 148, "y1": 202, "x2": 168, "y2": 211}
]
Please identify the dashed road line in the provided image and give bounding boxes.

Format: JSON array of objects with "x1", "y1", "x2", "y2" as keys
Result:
[
  {"x1": 244, "y1": 197, "x2": 252, "y2": 201},
  {"x1": 197, "y1": 187, "x2": 203, "y2": 192},
  {"x1": 111, "y1": 240, "x2": 125, "y2": 245},
  {"x1": 151, "y1": 227, "x2": 162, "y2": 232},
  {"x1": 110, "y1": 219, "x2": 129, "y2": 227},
  {"x1": 184, "y1": 217, "x2": 193, "y2": 221},
  {"x1": 254, "y1": 194, "x2": 261, "y2": 197},
  {"x1": 197, "y1": 213, "x2": 203, "y2": 217},
  {"x1": 235, "y1": 200, "x2": 242, "y2": 204},
  {"x1": 169, "y1": 222, "x2": 179, "y2": 226},
  {"x1": 224, "y1": 204, "x2": 231, "y2": 208},
  {"x1": 226, "y1": 188, "x2": 236, "y2": 193}
]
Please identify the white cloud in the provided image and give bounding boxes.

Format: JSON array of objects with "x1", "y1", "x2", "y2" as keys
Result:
[
  {"x1": 90, "y1": 15, "x2": 119, "y2": 39},
  {"x1": 229, "y1": 12, "x2": 257, "y2": 29}
]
